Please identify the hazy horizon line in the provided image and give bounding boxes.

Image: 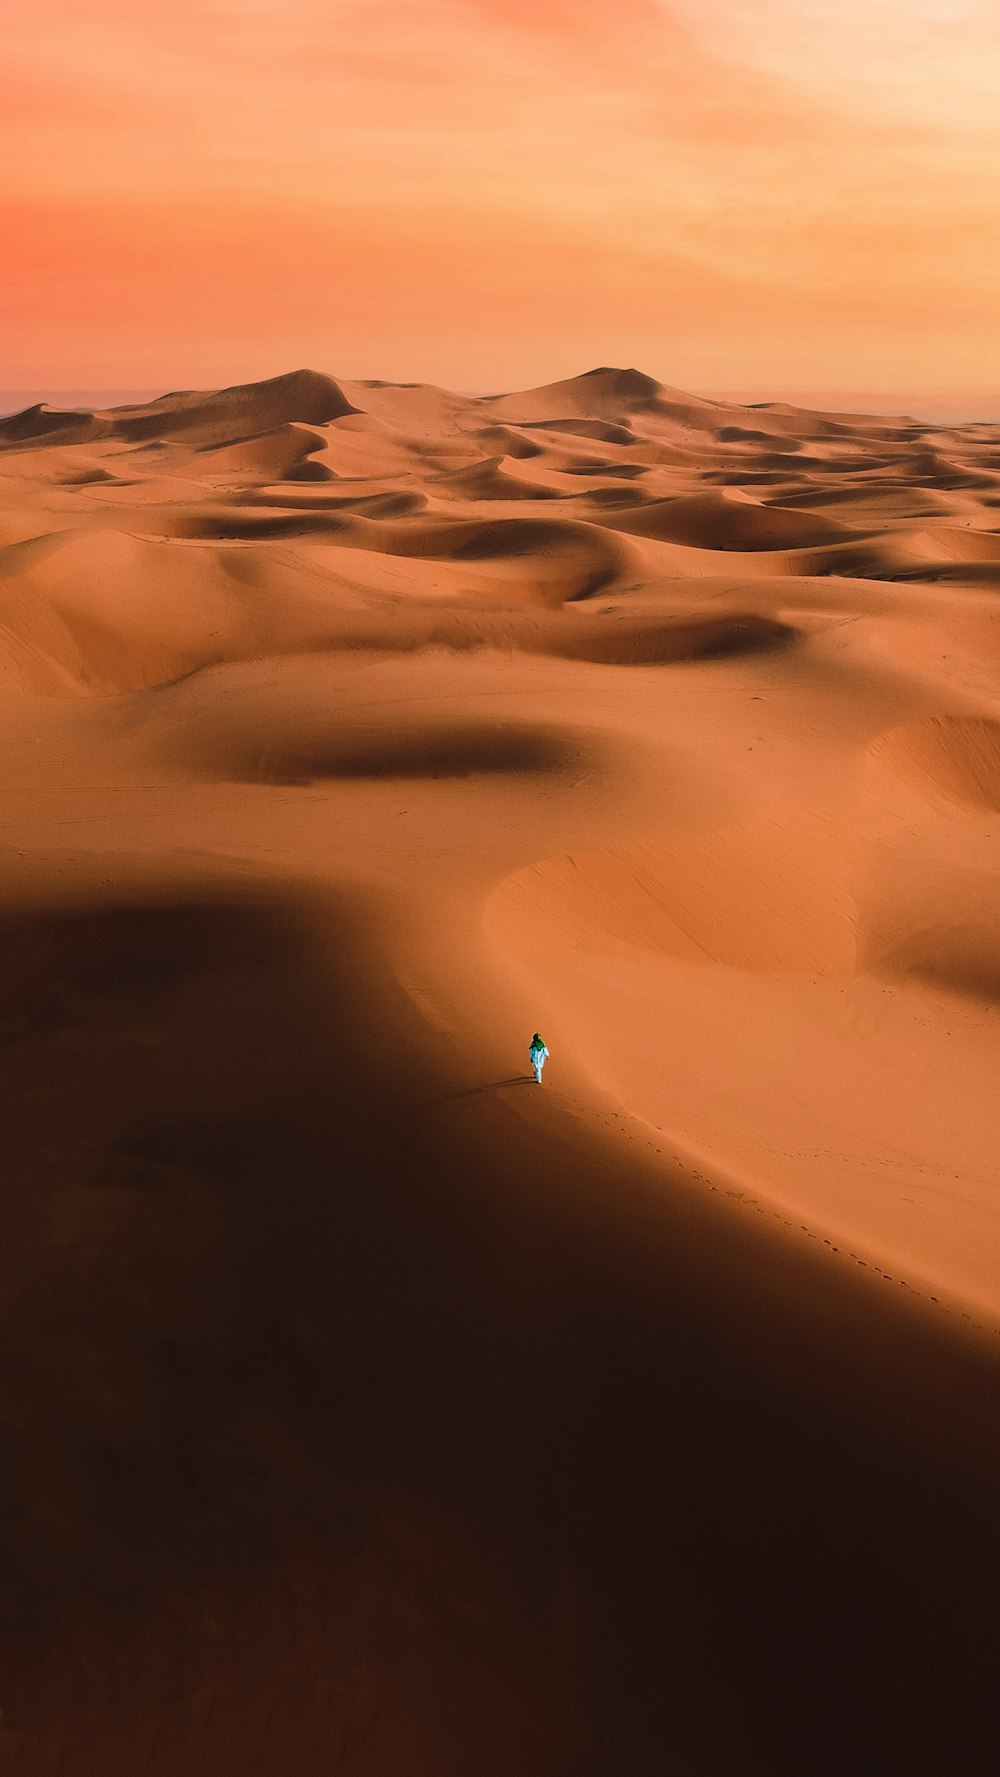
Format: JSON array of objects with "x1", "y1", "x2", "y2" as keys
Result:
[{"x1": 1, "y1": 380, "x2": 997, "y2": 427}]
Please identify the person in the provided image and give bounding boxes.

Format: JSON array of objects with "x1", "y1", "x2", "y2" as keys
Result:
[{"x1": 529, "y1": 1032, "x2": 549, "y2": 1085}]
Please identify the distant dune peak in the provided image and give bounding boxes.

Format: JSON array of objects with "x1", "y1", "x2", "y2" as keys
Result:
[
  {"x1": 3, "y1": 368, "x2": 965, "y2": 456},
  {"x1": 236, "y1": 367, "x2": 359, "y2": 420},
  {"x1": 481, "y1": 365, "x2": 670, "y2": 426},
  {"x1": 125, "y1": 368, "x2": 355, "y2": 421},
  {"x1": 74, "y1": 369, "x2": 360, "y2": 447},
  {"x1": 0, "y1": 402, "x2": 104, "y2": 446},
  {"x1": 580, "y1": 365, "x2": 660, "y2": 394}
]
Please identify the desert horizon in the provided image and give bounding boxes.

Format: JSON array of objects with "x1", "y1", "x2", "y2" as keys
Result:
[
  {"x1": 4, "y1": 379, "x2": 1000, "y2": 428},
  {"x1": 2, "y1": 359, "x2": 1000, "y2": 1772}
]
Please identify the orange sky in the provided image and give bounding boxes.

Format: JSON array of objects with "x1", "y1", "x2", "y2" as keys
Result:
[{"x1": 2, "y1": 0, "x2": 999, "y2": 405}]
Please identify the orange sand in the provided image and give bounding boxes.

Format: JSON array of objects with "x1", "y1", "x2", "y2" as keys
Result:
[{"x1": 2, "y1": 368, "x2": 1000, "y2": 1774}]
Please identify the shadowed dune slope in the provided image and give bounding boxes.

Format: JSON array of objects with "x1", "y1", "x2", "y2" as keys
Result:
[
  {"x1": 163, "y1": 712, "x2": 579, "y2": 785},
  {"x1": 0, "y1": 887, "x2": 999, "y2": 1777},
  {"x1": 597, "y1": 489, "x2": 856, "y2": 550},
  {"x1": 482, "y1": 365, "x2": 666, "y2": 423},
  {"x1": 0, "y1": 404, "x2": 107, "y2": 447},
  {"x1": 193, "y1": 423, "x2": 334, "y2": 483},
  {"x1": 103, "y1": 369, "x2": 359, "y2": 444}
]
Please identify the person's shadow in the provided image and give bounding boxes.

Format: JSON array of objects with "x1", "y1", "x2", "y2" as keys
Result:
[{"x1": 426, "y1": 1075, "x2": 535, "y2": 1107}]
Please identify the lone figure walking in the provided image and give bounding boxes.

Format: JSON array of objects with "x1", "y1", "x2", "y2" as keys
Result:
[{"x1": 529, "y1": 1032, "x2": 549, "y2": 1085}]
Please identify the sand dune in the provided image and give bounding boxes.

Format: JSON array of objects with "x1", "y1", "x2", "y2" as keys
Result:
[
  {"x1": 428, "y1": 457, "x2": 562, "y2": 501},
  {"x1": 0, "y1": 403, "x2": 108, "y2": 447},
  {"x1": 594, "y1": 487, "x2": 856, "y2": 550},
  {"x1": 101, "y1": 368, "x2": 359, "y2": 443},
  {"x1": 2, "y1": 367, "x2": 1000, "y2": 1774},
  {"x1": 482, "y1": 364, "x2": 665, "y2": 423},
  {"x1": 193, "y1": 422, "x2": 334, "y2": 483}
]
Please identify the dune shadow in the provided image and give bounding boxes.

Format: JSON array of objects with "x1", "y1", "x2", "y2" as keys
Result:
[
  {"x1": 541, "y1": 611, "x2": 798, "y2": 666},
  {"x1": 426, "y1": 1074, "x2": 535, "y2": 1106},
  {"x1": 167, "y1": 718, "x2": 578, "y2": 785},
  {"x1": 1, "y1": 886, "x2": 999, "y2": 1774}
]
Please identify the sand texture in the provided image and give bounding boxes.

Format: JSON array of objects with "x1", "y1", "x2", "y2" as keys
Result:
[{"x1": 2, "y1": 368, "x2": 1000, "y2": 1773}]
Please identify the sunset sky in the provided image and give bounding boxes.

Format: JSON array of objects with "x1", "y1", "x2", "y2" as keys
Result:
[{"x1": 2, "y1": 0, "x2": 998, "y2": 408}]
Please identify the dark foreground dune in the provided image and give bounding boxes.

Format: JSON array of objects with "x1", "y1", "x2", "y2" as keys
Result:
[
  {"x1": 2, "y1": 368, "x2": 1000, "y2": 1773},
  {"x1": 2, "y1": 883, "x2": 999, "y2": 1777}
]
